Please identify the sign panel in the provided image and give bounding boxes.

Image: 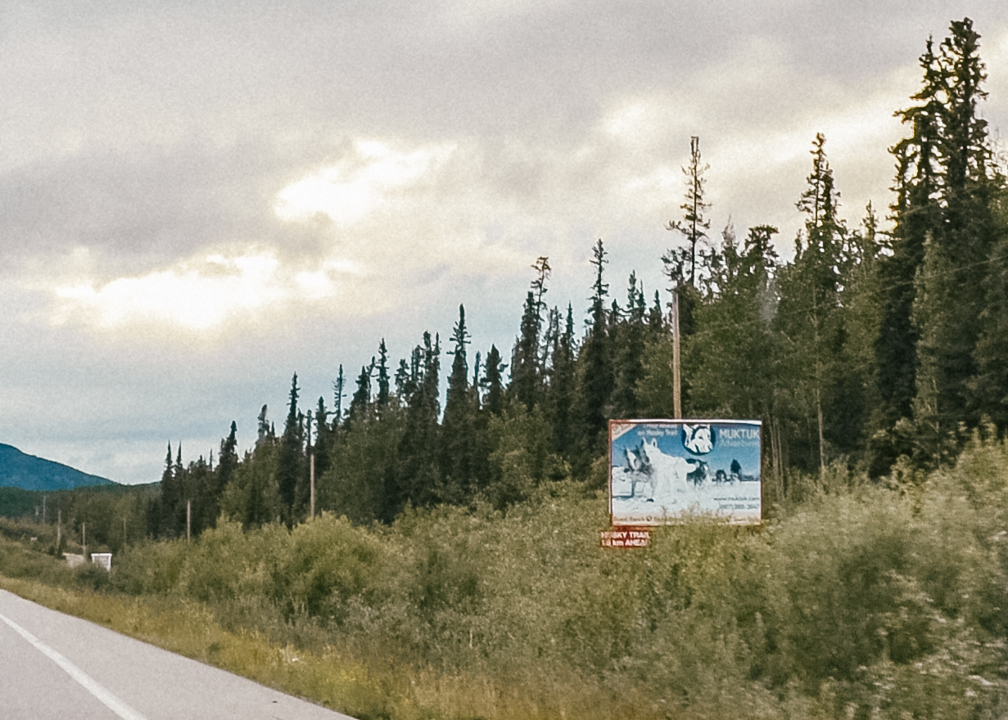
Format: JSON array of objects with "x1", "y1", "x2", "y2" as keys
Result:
[
  {"x1": 609, "y1": 419, "x2": 762, "y2": 525},
  {"x1": 600, "y1": 527, "x2": 650, "y2": 548}
]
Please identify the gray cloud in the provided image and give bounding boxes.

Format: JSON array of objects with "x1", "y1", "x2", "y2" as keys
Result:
[{"x1": 1, "y1": 0, "x2": 1006, "y2": 483}]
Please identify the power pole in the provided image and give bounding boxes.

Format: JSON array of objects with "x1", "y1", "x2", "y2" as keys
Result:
[
  {"x1": 186, "y1": 500, "x2": 191, "y2": 544},
  {"x1": 671, "y1": 291, "x2": 682, "y2": 419},
  {"x1": 82, "y1": 522, "x2": 87, "y2": 560},
  {"x1": 57, "y1": 510, "x2": 61, "y2": 550},
  {"x1": 309, "y1": 453, "x2": 315, "y2": 520}
]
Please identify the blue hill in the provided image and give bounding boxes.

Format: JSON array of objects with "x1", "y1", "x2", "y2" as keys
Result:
[{"x1": 0, "y1": 444, "x2": 117, "y2": 491}]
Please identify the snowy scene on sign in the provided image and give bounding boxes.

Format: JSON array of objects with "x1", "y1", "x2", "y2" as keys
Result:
[{"x1": 610, "y1": 420, "x2": 762, "y2": 525}]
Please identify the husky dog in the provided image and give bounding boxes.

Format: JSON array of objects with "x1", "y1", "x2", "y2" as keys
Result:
[
  {"x1": 623, "y1": 443, "x2": 645, "y2": 473},
  {"x1": 636, "y1": 438, "x2": 694, "y2": 501},
  {"x1": 682, "y1": 424, "x2": 714, "y2": 454},
  {"x1": 621, "y1": 441, "x2": 654, "y2": 499},
  {"x1": 687, "y1": 459, "x2": 708, "y2": 487}
]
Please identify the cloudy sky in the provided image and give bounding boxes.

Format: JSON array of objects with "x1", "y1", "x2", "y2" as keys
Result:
[{"x1": 2, "y1": 1, "x2": 1007, "y2": 484}]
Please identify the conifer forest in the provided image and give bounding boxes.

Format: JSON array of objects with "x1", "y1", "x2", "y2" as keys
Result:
[{"x1": 149, "y1": 18, "x2": 1008, "y2": 536}]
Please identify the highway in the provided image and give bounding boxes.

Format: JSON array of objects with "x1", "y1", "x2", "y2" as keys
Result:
[{"x1": 0, "y1": 589, "x2": 355, "y2": 720}]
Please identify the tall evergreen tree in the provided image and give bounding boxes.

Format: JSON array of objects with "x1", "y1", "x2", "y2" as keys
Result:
[
  {"x1": 440, "y1": 305, "x2": 478, "y2": 501},
  {"x1": 510, "y1": 292, "x2": 543, "y2": 409},
  {"x1": 385, "y1": 332, "x2": 441, "y2": 519},
  {"x1": 668, "y1": 136, "x2": 711, "y2": 286},
  {"x1": 217, "y1": 422, "x2": 238, "y2": 492},
  {"x1": 333, "y1": 364, "x2": 346, "y2": 428},
  {"x1": 576, "y1": 239, "x2": 614, "y2": 471},
  {"x1": 871, "y1": 37, "x2": 946, "y2": 471},
  {"x1": 376, "y1": 340, "x2": 391, "y2": 411},
  {"x1": 483, "y1": 344, "x2": 506, "y2": 416},
  {"x1": 915, "y1": 18, "x2": 999, "y2": 435},
  {"x1": 776, "y1": 134, "x2": 848, "y2": 477},
  {"x1": 611, "y1": 272, "x2": 647, "y2": 419},
  {"x1": 349, "y1": 360, "x2": 374, "y2": 425},
  {"x1": 549, "y1": 304, "x2": 578, "y2": 456},
  {"x1": 158, "y1": 442, "x2": 178, "y2": 536},
  {"x1": 313, "y1": 398, "x2": 332, "y2": 481},
  {"x1": 276, "y1": 373, "x2": 304, "y2": 523},
  {"x1": 510, "y1": 257, "x2": 552, "y2": 409},
  {"x1": 198, "y1": 421, "x2": 237, "y2": 533}
]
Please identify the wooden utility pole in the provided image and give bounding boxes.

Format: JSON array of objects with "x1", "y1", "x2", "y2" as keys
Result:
[
  {"x1": 57, "y1": 509, "x2": 61, "y2": 549},
  {"x1": 82, "y1": 522, "x2": 86, "y2": 560},
  {"x1": 672, "y1": 291, "x2": 682, "y2": 419},
  {"x1": 186, "y1": 500, "x2": 191, "y2": 544},
  {"x1": 309, "y1": 453, "x2": 316, "y2": 520}
]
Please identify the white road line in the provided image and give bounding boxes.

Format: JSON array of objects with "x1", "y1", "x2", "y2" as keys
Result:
[{"x1": 0, "y1": 610, "x2": 148, "y2": 720}]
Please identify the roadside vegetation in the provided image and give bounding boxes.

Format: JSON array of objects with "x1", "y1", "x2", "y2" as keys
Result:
[{"x1": 5, "y1": 433, "x2": 1008, "y2": 719}]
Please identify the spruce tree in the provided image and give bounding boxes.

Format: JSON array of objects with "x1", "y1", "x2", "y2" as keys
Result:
[
  {"x1": 871, "y1": 36, "x2": 945, "y2": 470},
  {"x1": 440, "y1": 304, "x2": 477, "y2": 501},
  {"x1": 510, "y1": 291, "x2": 542, "y2": 409},
  {"x1": 776, "y1": 134, "x2": 848, "y2": 476},
  {"x1": 313, "y1": 398, "x2": 332, "y2": 481},
  {"x1": 611, "y1": 272, "x2": 647, "y2": 419},
  {"x1": 483, "y1": 344, "x2": 506, "y2": 416},
  {"x1": 542, "y1": 303, "x2": 577, "y2": 458},
  {"x1": 333, "y1": 365, "x2": 346, "y2": 428},
  {"x1": 575, "y1": 239, "x2": 614, "y2": 471},
  {"x1": 928, "y1": 18, "x2": 997, "y2": 428},
  {"x1": 385, "y1": 332, "x2": 441, "y2": 520},
  {"x1": 910, "y1": 18, "x2": 1001, "y2": 448},
  {"x1": 276, "y1": 373, "x2": 304, "y2": 523},
  {"x1": 158, "y1": 442, "x2": 178, "y2": 537},
  {"x1": 202, "y1": 421, "x2": 237, "y2": 532},
  {"x1": 376, "y1": 340, "x2": 391, "y2": 411},
  {"x1": 668, "y1": 136, "x2": 711, "y2": 286},
  {"x1": 349, "y1": 360, "x2": 374, "y2": 425}
]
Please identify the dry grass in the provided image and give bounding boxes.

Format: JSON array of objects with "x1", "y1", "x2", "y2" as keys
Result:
[{"x1": 0, "y1": 573, "x2": 676, "y2": 720}]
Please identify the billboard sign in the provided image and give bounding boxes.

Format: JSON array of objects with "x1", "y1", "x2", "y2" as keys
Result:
[{"x1": 609, "y1": 419, "x2": 762, "y2": 525}]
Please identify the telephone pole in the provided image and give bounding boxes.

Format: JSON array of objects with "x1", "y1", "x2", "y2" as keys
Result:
[{"x1": 671, "y1": 291, "x2": 682, "y2": 419}]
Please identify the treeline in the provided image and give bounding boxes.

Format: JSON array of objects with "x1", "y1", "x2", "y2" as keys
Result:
[
  {"x1": 142, "y1": 17, "x2": 1008, "y2": 538},
  {"x1": 0, "y1": 483, "x2": 158, "y2": 557}
]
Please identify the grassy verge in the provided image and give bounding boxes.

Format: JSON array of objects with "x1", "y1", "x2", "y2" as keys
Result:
[
  {"x1": 0, "y1": 574, "x2": 396, "y2": 719},
  {"x1": 0, "y1": 570, "x2": 672, "y2": 720}
]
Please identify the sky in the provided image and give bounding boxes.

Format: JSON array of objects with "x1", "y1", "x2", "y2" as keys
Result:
[{"x1": 2, "y1": 1, "x2": 1008, "y2": 485}]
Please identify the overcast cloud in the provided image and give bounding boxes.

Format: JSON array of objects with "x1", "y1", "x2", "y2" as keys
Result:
[{"x1": 2, "y1": 1, "x2": 1007, "y2": 483}]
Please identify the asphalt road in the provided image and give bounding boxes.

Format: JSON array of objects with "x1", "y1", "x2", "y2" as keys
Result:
[{"x1": 0, "y1": 589, "x2": 356, "y2": 720}]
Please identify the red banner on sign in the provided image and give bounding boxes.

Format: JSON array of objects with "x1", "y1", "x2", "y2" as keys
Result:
[{"x1": 600, "y1": 527, "x2": 650, "y2": 548}]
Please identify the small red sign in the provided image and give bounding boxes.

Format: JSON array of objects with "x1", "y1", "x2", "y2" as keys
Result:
[{"x1": 600, "y1": 527, "x2": 650, "y2": 548}]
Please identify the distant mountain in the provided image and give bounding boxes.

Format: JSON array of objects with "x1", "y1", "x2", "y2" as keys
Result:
[{"x1": 0, "y1": 444, "x2": 116, "y2": 491}]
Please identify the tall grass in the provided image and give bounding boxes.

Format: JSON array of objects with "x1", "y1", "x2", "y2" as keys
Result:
[{"x1": 6, "y1": 438, "x2": 1008, "y2": 719}]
